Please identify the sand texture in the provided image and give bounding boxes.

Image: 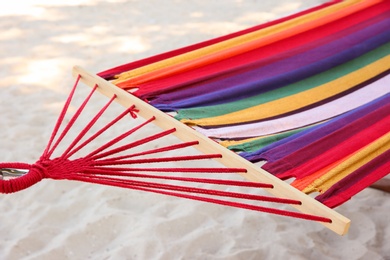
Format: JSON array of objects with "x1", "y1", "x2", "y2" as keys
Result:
[{"x1": 0, "y1": 1, "x2": 389, "y2": 259}]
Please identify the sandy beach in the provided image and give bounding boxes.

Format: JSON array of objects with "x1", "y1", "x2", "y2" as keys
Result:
[{"x1": 0, "y1": 1, "x2": 389, "y2": 259}]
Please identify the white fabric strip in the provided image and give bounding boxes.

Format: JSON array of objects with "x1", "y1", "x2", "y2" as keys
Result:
[{"x1": 196, "y1": 74, "x2": 390, "y2": 139}]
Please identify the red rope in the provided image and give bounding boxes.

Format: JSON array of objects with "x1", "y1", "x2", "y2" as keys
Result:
[
  {"x1": 67, "y1": 105, "x2": 147, "y2": 159},
  {"x1": 0, "y1": 162, "x2": 42, "y2": 194},
  {"x1": 43, "y1": 75, "x2": 80, "y2": 157},
  {"x1": 93, "y1": 154, "x2": 223, "y2": 166},
  {"x1": 90, "y1": 166, "x2": 247, "y2": 173},
  {"x1": 86, "y1": 116, "x2": 155, "y2": 158},
  {"x1": 110, "y1": 141, "x2": 201, "y2": 159},
  {"x1": 76, "y1": 173, "x2": 300, "y2": 204},
  {"x1": 47, "y1": 84, "x2": 98, "y2": 158},
  {"x1": 0, "y1": 76, "x2": 333, "y2": 224},
  {"x1": 91, "y1": 128, "x2": 177, "y2": 160},
  {"x1": 71, "y1": 175, "x2": 331, "y2": 223},
  {"x1": 83, "y1": 168, "x2": 272, "y2": 188},
  {"x1": 62, "y1": 94, "x2": 117, "y2": 159}
]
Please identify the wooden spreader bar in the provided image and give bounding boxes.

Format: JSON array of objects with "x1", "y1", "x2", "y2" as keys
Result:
[{"x1": 73, "y1": 66, "x2": 351, "y2": 235}]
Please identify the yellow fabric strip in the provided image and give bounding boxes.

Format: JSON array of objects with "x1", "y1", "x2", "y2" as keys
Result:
[
  {"x1": 181, "y1": 54, "x2": 390, "y2": 126},
  {"x1": 302, "y1": 131, "x2": 390, "y2": 194},
  {"x1": 113, "y1": 0, "x2": 364, "y2": 84},
  {"x1": 292, "y1": 157, "x2": 350, "y2": 191}
]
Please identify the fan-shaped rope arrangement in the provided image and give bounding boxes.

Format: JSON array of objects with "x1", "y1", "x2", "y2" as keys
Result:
[
  {"x1": 0, "y1": 65, "x2": 351, "y2": 235},
  {"x1": 0, "y1": 70, "x2": 340, "y2": 227},
  {"x1": 97, "y1": 0, "x2": 390, "y2": 207},
  {"x1": 97, "y1": 0, "x2": 388, "y2": 233},
  {"x1": 3, "y1": 0, "x2": 390, "y2": 236}
]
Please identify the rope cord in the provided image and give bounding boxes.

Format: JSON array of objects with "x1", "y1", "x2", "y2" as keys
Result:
[
  {"x1": 90, "y1": 166, "x2": 248, "y2": 173},
  {"x1": 84, "y1": 168, "x2": 273, "y2": 188},
  {"x1": 104, "y1": 141, "x2": 201, "y2": 160},
  {"x1": 76, "y1": 173, "x2": 299, "y2": 204},
  {"x1": 47, "y1": 84, "x2": 98, "y2": 158},
  {"x1": 66, "y1": 104, "x2": 143, "y2": 159},
  {"x1": 62, "y1": 94, "x2": 117, "y2": 158},
  {"x1": 91, "y1": 127, "x2": 177, "y2": 160},
  {"x1": 71, "y1": 174, "x2": 331, "y2": 223},
  {"x1": 0, "y1": 76, "x2": 332, "y2": 224},
  {"x1": 43, "y1": 75, "x2": 80, "y2": 157}
]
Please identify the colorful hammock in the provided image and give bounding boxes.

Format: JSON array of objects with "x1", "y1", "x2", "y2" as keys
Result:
[{"x1": 1, "y1": 0, "x2": 389, "y2": 235}]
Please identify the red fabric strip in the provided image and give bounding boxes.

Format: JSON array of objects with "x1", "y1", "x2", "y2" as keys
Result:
[
  {"x1": 316, "y1": 150, "x2": 390, "y2": 208},
  {"x1": 274, "y1": 115, "x2": 390, "y2": 180},
  {"x1": 98, "y1": 1, "x2": 340, "y2": 80},
  {"x1": 130, "y1": 1, "x2": 389, "y2": 99},
  {"x1": 263, "y1": 102, "x2": 390, "y2": 179}
]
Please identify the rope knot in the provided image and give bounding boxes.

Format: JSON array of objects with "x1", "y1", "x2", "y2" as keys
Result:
[
  {"x1": 0, "y1": 157, "x2": 92, "y2": 194},
  {"x1": 43, "y1": 158, "x2": 90, "y2": 180},
  {"x1": 129, "y1": 105, "x2": 139, "y2": 119},
  {"x1": 31, "y1": 161, "x2": 49, "y2": 179}
]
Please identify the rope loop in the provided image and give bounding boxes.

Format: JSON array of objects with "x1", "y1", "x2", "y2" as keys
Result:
[
  {"x1": 0, "y1": 162, "x2": 46, "y2": 194},
  {"x1": 0, "y1": 157, "x2": 91, "y2": 194}
]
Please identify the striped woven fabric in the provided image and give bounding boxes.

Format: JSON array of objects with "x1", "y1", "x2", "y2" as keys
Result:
[{"x1": 99, "y1": 0, "x2": 390, "y2": 208}]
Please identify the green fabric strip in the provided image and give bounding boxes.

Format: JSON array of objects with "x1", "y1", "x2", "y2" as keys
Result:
[
  {"x1": 175, "y1": 41, "x2": 390, "y2": 122},
  {"x1": 227, "y1": 125, "x2": 314, "y2": 152}
]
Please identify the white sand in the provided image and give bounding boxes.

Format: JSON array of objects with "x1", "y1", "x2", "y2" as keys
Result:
[{"x1": 0, "y1": 1, "x2": 389, "y2": 259}]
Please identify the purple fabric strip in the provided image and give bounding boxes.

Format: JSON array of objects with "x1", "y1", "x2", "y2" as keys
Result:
[
  {"x1": 316, "y1": 149, "x2": 390, "y2": 207},
  {"x1": 241, "y1": 92, "x2": 390, "y2": 162},
  {"x1": 151, "y1": 17, "x2": 390, "y2": 111},
  {"x1": 135, "y1": 4, "x2": 389, "y2": 101},
  {"x1": 260, "y1": 99, "x2": 390, "y2": 176}
]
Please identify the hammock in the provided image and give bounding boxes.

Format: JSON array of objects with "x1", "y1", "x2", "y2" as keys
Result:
[{"x1": 1, "y1": 0, "x2": 389, "y2": 236}]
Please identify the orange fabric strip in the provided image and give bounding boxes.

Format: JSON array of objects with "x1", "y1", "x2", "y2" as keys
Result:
[
  {"x1": 291, "y1": 158, "x2": 346, "y2": 191},
  {"x1": 302, "y1": 131, "x2": 390, "y2": 194},
  {"x1": 115, "y1": 0, "x2": 375, "y2": 88}
]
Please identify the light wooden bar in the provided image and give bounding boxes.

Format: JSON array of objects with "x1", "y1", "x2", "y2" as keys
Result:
[{"x1": 73, "y1": 66, "x2": 351, "y2": 235}]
